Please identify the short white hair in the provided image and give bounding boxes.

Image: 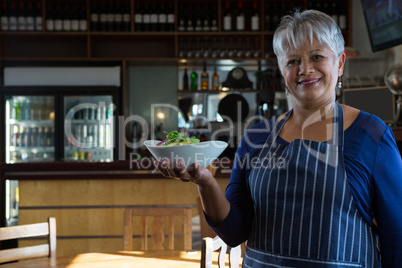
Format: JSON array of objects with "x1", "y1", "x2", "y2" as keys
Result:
[{"x1": 273, "y1": 9, "x2": 345, "y2": 65}]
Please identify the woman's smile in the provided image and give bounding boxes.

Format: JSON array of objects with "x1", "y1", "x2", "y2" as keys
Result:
[{"x1": 298, "y1": 78, "x2": 321, "y2": 87}]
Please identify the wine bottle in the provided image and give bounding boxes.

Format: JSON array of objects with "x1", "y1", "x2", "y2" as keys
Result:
[
  {"x1": 177, "y1": 4, "x2": 185, "y2": 32},
  {"x1": 223, "y1": 1, "x2": 231, "y2": 31},
  {"x1": 158, "y1": 3, "x2": 166, "y2": 32},
  {"x1": 271, "y1": 3, "x2": 279, "y2": 30},
  {"x1": 1, "y1": 1, "x2": 9, "y2": 31},
  {"x1": 194, "y1": 4, "x2": 202, "y2": 32},
  {"x1": 62, "y1": 3, "x2": 71, "y2": 31},
  {"x1": 90, "y1": 2, "x2": 99, "y2": 32},
  {"x1": 142, "y1": 3, "x2": 150, "y2": 31},
  {"x1": 236, "y1": 1, "x2": 245, "y2": 31},
  {"x1": 210, "y1": 4, "x2": 218, "y2": 31},
  {"x1": 71, "y1": 4, "x2": 79, "y2": 31},
  {"x1": 186, "y1": 6, "x2": 194, "y2": 32},
  {"x1": 150, "y1": 3, "x2": 158, "y2": 32},
  {"x1": 134, "y1": 2, "x2": 143, "y2": 32},
  {"x1": 79, "y1": 4, "x2": 87, "y2": 31},
  {"x1": 17, "y1": 0, "x2": 26, "y2": 31},
  {"x1": 26, "y1": 0, "x2": 35, "y2": 31},
  {"x1": 54, "y1": 3, "x2": 63, "y2": 31},
  {"x1": 99, "y1": 2, "x2": 107, "y2": 31},
  {"x1": 201, "y1": 64, "x2": 209, "y2": 90},
  {"x1": 338, "y1": 3, "x2": 347, "y2": 30},
  {"x1": 212, "y1": 67, "x2": 220, "y2": 90},
  {"x1": 190, "y1": 70, "x2": 198, "y2": 90},
  {"x1": 114, "y1": 2, "x2": 123, "y2": 32},
  {"x1": 122, "y1": 2, "x2": 130, "y2": 32},
  {"x1": 330, "y1": 2, "x2": 339, "y2": 25},
  {"x1": 183, "y1": 68, "x2": 189, "y2": 90},
  {"x1": 35, "y1": 0, "x2": 42, "y2": 31},
  {"x1": 9, "y1": 1, "x2": 18, "y2": 31},
  {"x1": 167, "y1": 2, "x2": 174, "y2": 32},
  {"x1": 106, "y1": 2, "x2": 114, "y2": 32},
  {"x1": 46, "y1": 3, "x2": 54, "y2": 31},
  {"x1": 251, "y1": 1, "x2": 259, "y2": 31}
]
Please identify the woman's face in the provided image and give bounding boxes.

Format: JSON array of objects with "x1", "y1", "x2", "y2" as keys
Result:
[{"x1": 280, "y1": 39, "x2": 345, "y2": 107}]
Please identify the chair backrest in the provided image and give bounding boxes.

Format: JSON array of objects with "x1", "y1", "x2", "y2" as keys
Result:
[
  {"x1": 201, "y1": 236, "x2": 242, "y2": 268},
  {"x1": 0, "y1": 217, "x2": 56, "y2": 264},
  {"x1": 123, "y1": 207, "x2": 192, "y2": 251}
]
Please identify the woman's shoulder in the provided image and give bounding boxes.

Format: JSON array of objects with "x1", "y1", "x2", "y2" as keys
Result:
[{"x1": 345, "y1": 105, "x2": 390, "y2": 144}]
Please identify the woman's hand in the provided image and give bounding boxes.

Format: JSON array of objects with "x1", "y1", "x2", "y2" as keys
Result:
[{"x1": 154, "y1": 160, "x2": 213, "y2": 186}]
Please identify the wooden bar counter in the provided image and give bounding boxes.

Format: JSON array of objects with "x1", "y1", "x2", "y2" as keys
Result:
[{"x1": 0, "y1": 160, "x2": 233, "y2": 257}]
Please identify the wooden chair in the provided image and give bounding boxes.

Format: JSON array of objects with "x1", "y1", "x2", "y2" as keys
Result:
[
  {"x1": 0, "y1": 217, "x2": 56, "y2": 264},
  {"x1": 201, "y1": 236, "x2": 242, "y2": 268},
  {"x1": 123, "y1": 207, "x2": 192, "y2": 251}
]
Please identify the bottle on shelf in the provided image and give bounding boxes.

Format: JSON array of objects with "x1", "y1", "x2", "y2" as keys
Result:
[
  {"x1": 190, "y1": 70, "x2": 198, "y2": 90},
  {"x1": 338, "y1": 3, "x2": 347, "y2": 30},
  {"x1": 186, "y1": 5, "x2": 194, "y2": 32},
  {"x1": 251, "y1": 1, "x2": 259, "y2": 31},
  {"x1": 194, "y1": 4, "x2": 202, "y2": 32},
  {"x1": 167, "y1": 2, "x2": 175, "y2": 32},
  {"x1": 134, "y1": 2, "x2": 143, "y2": 32},
  {"x1": 62, "y1": 3, "x2": 71, "y2": 31},
  {"x1": 54, "y1": 3, "x2": 63, "y2": 31},
  {"x1": 35, "y1": 0, "x2": 42, "y2": 31},
  {"x1": 212, "y1": 67, "x2": 220, "y2": 90},
  {"x1": 114, "y1": 2, "x2": 123, "y2": 32},
  {"x1": 46, "y1": 3, "x2": 54, "y2": 31},
  {"x1": 223, "y1": 1, "x2": 232, "y2": 31},
  {"x1": 99, "y1": 2, "x2": 107, "y2": 31},
  {"x1": 271, "y1": 3, "x2": 279, "y2": 31},
  {"x1": 79, "y1": 3, "x2": 87, "y2": 31},
  {"x1": 90, "y1": 2, "x2": 99, "y2": 32},
  {"x1": 183, "y1": 68, "x2": 189, "y2": 90},
  {"x1": 210, "y1": 4, "x2": 218, "y2": 31},
  {"x1": 330, "y1": 2, "x2": 339, "y2": 25},
  {"x1": 17, "y1": 0, "x2": 26, "y2": 31},
  {"x1": 122, "y1": 2, "x2": 130, "y2": 32},
  {"x1": 1, "y1": 1, "x2": 9, "y2": 31},
  {"x1": 202, "y1": 4, "x2": 210, "y2": 32},
  {"x1": 236, "y1": 1, "x2": 245, "y2": 31},
  {"x1": 177, "y1": 4, "x2": 186, "y2": 32},
  {"x1": 201, "y1": 64, "x2": 209, "y2": 90},
  {"x1": 158, "y1": 3, "x2": 167, "y2": 32},
  {"x1": 71, "y1": 4, "x2": 79, "y2": 31},
  {"x1": 142, "y1": 3, "x2": 150, "y2": 31},
  {"x1": 25, "y1": 0, "x2": 34, "y2": 31},
  {"x1": 106, "y1": 2, "x2": 114, "y2": 32},
  {"x1": 150, "y1": 3, "x2": 158, "y2": 32}
]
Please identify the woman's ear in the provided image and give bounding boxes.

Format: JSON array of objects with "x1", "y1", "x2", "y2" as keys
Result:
[{"x1": 338, "y1": 52, "x2": 346, "y2": 76}]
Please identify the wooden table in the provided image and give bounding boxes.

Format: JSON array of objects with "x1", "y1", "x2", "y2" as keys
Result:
[{"x1": 0, "y1": 250, "x2": 241, "y2": 268}]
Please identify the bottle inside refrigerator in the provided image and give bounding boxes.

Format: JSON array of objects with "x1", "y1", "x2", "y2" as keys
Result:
[
  {"x1": 64, "y1": 95, "x2": 114, "y2": 162},
  {"x1": 5, "y1": 95, "x2": 55, "y2": 163}
]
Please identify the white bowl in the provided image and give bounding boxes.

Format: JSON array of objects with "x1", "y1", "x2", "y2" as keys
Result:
[{"x1": 144, "y1": 140, "x2": 228, "y2": 169}]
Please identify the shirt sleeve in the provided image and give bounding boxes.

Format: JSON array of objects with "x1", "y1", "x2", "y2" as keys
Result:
[
  {"x1": 207, "y1": 135, "x2": 254, "y2": 247},
  {"x1": 372, "y1": 127, "x2": 402, "y2": 267}
]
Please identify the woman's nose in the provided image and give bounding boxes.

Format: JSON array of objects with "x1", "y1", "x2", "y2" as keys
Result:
[{"x1": 298, "y1": 61, "x2": 314, "y2": 75}]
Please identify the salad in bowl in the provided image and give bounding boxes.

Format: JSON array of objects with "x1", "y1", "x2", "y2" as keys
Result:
[{"x1": 145, "y1": 131, "x2": 228, "y2": 169}]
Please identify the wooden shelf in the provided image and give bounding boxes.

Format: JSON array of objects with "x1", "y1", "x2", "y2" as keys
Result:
[{"x1": 179, "y1": 89, "x2": 261, "y2": 93}]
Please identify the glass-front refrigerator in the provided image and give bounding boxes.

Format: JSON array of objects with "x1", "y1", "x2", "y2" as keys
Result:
[
  {"x1": 64, "y1": 95, "x2": 114, "y2": 162},
  {"x1": 5, "y1": 95, "x2": 55, "y2": 163}
]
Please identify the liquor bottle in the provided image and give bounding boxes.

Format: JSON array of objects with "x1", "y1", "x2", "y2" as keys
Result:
[
  {"x1": 99, "y1": 2, "x2": 107, "y2": 31},
  {"x1": 194, "y1": 4, "x2": 202, "y2": 32},
  {"x1": 90, "y1": 2, "x2": 99, "y2": 32},
  {"x1": 236, "y1": 1, "x2": 245, "y2": 31},
  {"x1": 210, "y1": 4, "x2": 218, "y2": 31},
  {"x1": 150, "y1": 3, "x2": 158, "y2": 32},
  {"x1": 9, "y1": 1, "x2": 18, "y2": 31},
  {"x1": 13, "y1": 99, "x2": 20, "y2": 120},
  {"x1": 17, "y1": 0, "x2": 26, "y2": 31},
  {"x1": 202, "y1": 4, "x2": 210, "y2": 32},
  {"x1": 26, "y1": 0, "x2": 35, "y2": 31},
  {"x1": 142, "y1": 3, "x2": 150, "y2": 31},
  {"x1": 201, "y1": 64, "x2": 209, "y2": 90},
  {"x1": 46, "y1": 3, "x2": 54, "y2": 31},
  {"x1": 106, "y1": 2, "x2": 114, "y2": 31},
  {"x1": 79, "y1": 4, "x2": 87, "y2": 31},
  {"x1": 190, "y1": 70, "x2": 198, "y2": 90},
  {"x1": 158, "y1": 3, "x2": 166, "y2": 32},
  {"x1": 251, "y1": 1, "x2": 259, "y2": 31},
  {"x1": 114, "y1": 2, "x2": 123, "y2": 32},
  {"x1": 167, "y1": 2, "x2": 174, "y2": 32},
  {"x1": 223, "y1": 1, "x2": 232, "y2": 31},
  {"x1": 54, "y1": 3, "x2": 63, "y2": 31},
  {"x1": 264, "y1": 3, "x2": 271, "y2": 31},
  {"x1": 177, "y1": 4, "x2": 185, "y2": 32},
  {"x1": 212, "y1": 67, "x2": 220, "y2": 90},
  {"x1": 186, "y1": 5, "x2": 194, "y2": 32},
  {"x1": 62, "y1": 3, "x2": 71, "y2": 31},
  {"x1": 271, "y1": 3, "x2": 279, "y2": 30},
  {"x1": 122, "y1": 2, "x2": 130, "y2": 32},
  {"x1": 35, "y1": 0, "x2": 42, "y2": 31},
  {"x1": 71, "y1": 4, "x2": 79, "y2": 31},
  {"x1": 134, "y1": 2, "x2": 143, "y2": 32},
  {"x1": 183, "y1": 68, "x2": 189, "y2": 90},
  {"x1": 1, "y1": 1, "x2": 9, "y2": 31}
]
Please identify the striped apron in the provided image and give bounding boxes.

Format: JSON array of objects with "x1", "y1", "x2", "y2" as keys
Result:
[{"x1": 243, "y1": 103, "x2": 379, "y2": 267}]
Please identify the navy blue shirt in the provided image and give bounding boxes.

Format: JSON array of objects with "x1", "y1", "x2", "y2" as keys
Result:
[{"x1": 209, "y1": 111, "x2": 402, "y2": 267}]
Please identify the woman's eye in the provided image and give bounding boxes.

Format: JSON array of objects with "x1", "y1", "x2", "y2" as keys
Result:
[
  {"x1": 312, "y1": 55, "x2": 324, "y2": 60},
  {"x1": 287, "y1": 60, "x2": 298, "y2": 66}
]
